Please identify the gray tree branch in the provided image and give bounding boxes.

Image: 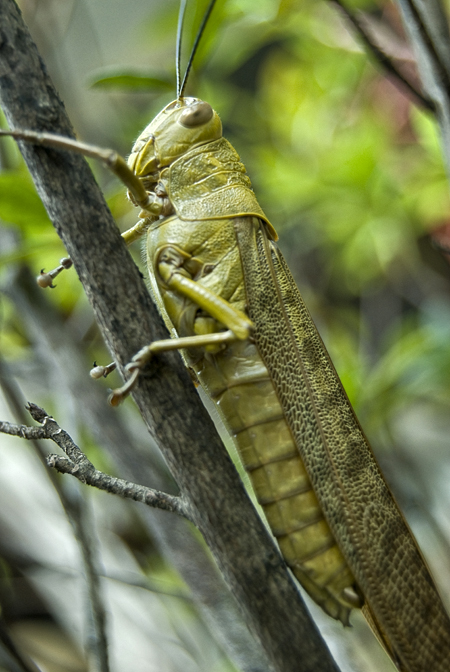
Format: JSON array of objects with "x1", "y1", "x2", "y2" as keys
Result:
[
  {"x1": 397, "y1": 0, "x2": 450, "y2": 171},
  {"x1": 0, "y1": 404, "x2": 191, "y2": 519}
]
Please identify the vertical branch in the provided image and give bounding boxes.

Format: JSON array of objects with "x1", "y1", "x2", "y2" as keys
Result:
[
  {"x1": 65, "y1": 498, "x2": 110, "y2": 672},
  {"x1": 397, "y1": 0, "x2": 450, "y2": 171}
]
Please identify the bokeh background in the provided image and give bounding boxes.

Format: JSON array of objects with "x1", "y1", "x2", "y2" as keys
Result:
[{"x1": 1, "y1": 1, "x2": 450, "y2": 670}]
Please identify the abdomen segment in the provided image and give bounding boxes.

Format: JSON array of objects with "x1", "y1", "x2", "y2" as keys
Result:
[{"x1": 195, "y1": 338, "x2": 358, "y2": 624}]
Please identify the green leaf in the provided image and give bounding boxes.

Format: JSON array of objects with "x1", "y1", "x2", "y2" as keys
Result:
[
  {"x1": 0, "y1": 170, "x2": 50, "y2": 230},
  {"x1": 89, "y1": 71, "x2": 173, "y2": 91}
]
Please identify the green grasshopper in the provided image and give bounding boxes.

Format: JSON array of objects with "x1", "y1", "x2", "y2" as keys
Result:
[{"x1": 1, "y1": 1, "x2": 450, "y2": 671}]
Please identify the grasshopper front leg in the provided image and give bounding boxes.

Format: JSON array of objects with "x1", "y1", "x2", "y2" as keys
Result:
[
  {"x1": 0, "y1": 128, "x2": 172, "y2": 286},
  {"x1": 0, "y1": 128, "x2": 152, "y2": 210},
  {"x1": 109, "y1": 255, "x2": 254, "y2": 405}
]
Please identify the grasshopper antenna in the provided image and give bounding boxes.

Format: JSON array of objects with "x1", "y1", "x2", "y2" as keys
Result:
[
  {"x1": 177, "y1": 0, "x2": 217, "y2": 99},
  {"x1": 176, "y1": 0, "x2": 187, "y2": 98}
]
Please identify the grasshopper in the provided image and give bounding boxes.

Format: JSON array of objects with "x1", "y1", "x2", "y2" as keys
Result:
[{"x1": 1, "y1": 1, "x2": 450, "y2": 671}]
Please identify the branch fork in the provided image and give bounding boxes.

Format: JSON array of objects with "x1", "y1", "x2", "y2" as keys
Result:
[{"x1": 0, "y1": 403, "x2": 191, "y2": 521}]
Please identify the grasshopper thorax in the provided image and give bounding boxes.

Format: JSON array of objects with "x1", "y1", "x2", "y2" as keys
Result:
[{"x1": 128, "y1": 97, "x2": 222, "y2": 180}]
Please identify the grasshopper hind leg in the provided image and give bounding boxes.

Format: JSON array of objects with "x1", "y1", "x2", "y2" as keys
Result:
[
  {"x1": 108, "y1": 329, "x2": 238, "y2": 406},
  {"x1": 0, "y1": 128, "x2": 151, "y2": 210}
]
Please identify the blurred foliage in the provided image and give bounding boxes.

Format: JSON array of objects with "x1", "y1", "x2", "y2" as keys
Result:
[
  {"x1": 1, "y1": 0, "x2": 450, "y2": 671},
  {"x1": 89, "y1": 72, "x2": 173, "y2": 91}
]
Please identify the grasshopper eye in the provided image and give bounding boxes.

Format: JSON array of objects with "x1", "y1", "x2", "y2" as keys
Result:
[{"x1": 178, "y1": 102, "x2": 213, "y2": 128}]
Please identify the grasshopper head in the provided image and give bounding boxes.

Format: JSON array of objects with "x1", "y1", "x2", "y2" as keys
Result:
[{"x1": 128, "y1": 97, "x2": 222, "y2": 178}]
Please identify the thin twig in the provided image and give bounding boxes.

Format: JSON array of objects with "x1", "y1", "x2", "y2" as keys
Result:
[
  {"x1": 24, "y1": 562, "x2": 192, "y2": 600},
  {"x1": 68, "y1": 499, "x2": 110, "y2": 672},
  {"x1": 47, "y1": 453, "x2": 191, "y2": 516},
  {"x1": 330, "y1": 0, "x2": 435, "y2": 112},
  {"x1": 0, "y1": 403, "x2": 191, "y2": 520},
  {"x1": 0, "y1": 420, "x2": 46, "y2": 440}
]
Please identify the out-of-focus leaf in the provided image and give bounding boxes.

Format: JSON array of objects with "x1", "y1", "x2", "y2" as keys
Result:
[
  {"x1": 0, "y1": 171, "x2": 50, "y2": 230},
  {"x1": 359, "y1": 303, "x2": 450, "y2": 431},
  {"x1": 89, "y1": 71, "x2": 173, "y2": 91}
]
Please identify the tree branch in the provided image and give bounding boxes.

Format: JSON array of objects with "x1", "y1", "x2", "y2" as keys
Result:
[
  {"x1": 0, "y1": 2, "x2": 340, "y2": 671},
  {"x1": 397, "y1": 0, "x2": 450, "y2": 171},
  {"x1": 0, "y1": 403, "x2": 192, "y2": 519}
]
